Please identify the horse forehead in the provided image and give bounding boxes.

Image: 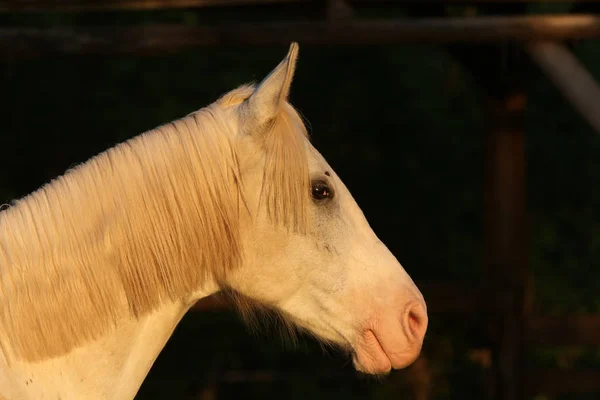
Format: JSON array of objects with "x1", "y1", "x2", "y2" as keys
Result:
[{"x1": 306, "y1": 145, "x2": 331, "y2": 171}]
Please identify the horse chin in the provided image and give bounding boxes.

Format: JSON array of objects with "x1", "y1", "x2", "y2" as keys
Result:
[{"x1": 351, "y1": 329, "x2": 420, "y2": 375}]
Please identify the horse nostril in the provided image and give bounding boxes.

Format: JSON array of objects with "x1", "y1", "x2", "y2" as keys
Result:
[
  {"x1": 406, "y1": 303, "x2": 428, "y2": 341},
  {"x1": 409, "y1": 311, "x2": 420, "y2": 332}
]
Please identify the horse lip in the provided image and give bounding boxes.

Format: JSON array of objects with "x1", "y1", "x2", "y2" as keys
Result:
[
  {"x1": 353, "y1": 325, "x2": 424, "y2": 374},
  {"x1": 352, "y1": 329, "x2": 392, "y2": 374}
]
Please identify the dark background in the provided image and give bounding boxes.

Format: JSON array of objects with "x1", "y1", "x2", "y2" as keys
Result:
[{"x1": 2, "y1": 3, "x2": 600, "y2": 399}]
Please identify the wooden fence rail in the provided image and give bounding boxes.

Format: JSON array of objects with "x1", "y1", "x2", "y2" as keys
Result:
[
  {"x1": 3, "y1": 15, "x2": 600, "y2": 59},
  {"x1": 5, "y1": 0, "x2": 600, "y2": 14},
  {"x1": 193, "y1": 286, "x2": 600, "y2": 347},
  {"x1": 189, "y1": 368, "x2": 600, "y2": 397}
]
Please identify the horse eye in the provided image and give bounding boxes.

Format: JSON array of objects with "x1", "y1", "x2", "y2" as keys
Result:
[{"x1": 311, "y1": 180, "x2": 332, "y2": 201}]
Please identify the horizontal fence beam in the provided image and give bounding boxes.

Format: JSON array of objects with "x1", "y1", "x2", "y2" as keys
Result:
[
  {"x1": 0, "y1": 0, "x2": 303, "y2": 13},
  {"x1": 3, "y1": 15, "x2": 600, "y2": 59},
  {"x1": 215, "y1": 368, "x2": 600, "y2": 396},
  {"x1": 526, "y1": 314, "x2": 600, "y2": 346},
  {"x1": 152, "y1": 366, "x2": 600, "y2": 396},
  {"x1": 527, "y1": 368, "x2": 600, "y2": 397},
  {"x1": 4, "y1": 0, "x2": 599, "y2": 14},
  {"x1": 193, "y1": 283, "x2": 600, "y2": 346}
]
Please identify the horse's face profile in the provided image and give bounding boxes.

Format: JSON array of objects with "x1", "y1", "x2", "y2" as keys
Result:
[
  {"x1": 0, "y1": 42, "x2": 428, "y2": 400},
  {"x1": 220, "y1": 44, "x2": 428, "y2": 374}
]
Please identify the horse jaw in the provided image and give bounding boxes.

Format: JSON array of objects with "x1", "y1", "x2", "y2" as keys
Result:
[{"x1": 222, "y1": 42, "x2": 428, "y2": 375}]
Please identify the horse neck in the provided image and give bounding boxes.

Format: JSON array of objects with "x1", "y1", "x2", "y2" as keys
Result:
[
  {"x1": 0, "y1": 295, "x2": 215, "y2": 400},
  {"x1": 0, "y1": 118, "x2": 228, "y2": 398}
]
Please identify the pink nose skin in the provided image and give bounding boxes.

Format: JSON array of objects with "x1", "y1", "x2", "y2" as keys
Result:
[
  {"x1": 352, "y1": 301, "x2": 429, "y2": 374},
  {"x1": 405, "y1": 302, "x2": 428, "y2": 343}
]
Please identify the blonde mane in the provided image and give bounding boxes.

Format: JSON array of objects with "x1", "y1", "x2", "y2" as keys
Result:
[{"x1": 0, "y1": 85, "x2": 309, "y2": 362}]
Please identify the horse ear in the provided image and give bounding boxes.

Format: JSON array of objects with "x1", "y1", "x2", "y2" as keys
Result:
[{"x1": 242, "y1": 42, "x2": 299, "y2": 134}]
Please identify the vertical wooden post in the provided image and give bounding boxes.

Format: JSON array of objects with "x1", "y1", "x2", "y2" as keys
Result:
[{"x1": 483, "y1": 88, "x2": 530, "y2": 400}]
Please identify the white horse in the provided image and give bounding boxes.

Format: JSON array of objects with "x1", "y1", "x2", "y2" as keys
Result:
[{"x1": 0, "y1": 43, "x2": 427, "y2": 399}]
